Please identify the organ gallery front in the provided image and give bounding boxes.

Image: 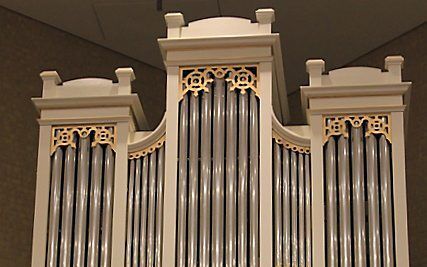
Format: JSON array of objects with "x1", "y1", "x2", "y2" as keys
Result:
[{"x1": 31, "y1": 8, "x2": 411, "y2": 267}]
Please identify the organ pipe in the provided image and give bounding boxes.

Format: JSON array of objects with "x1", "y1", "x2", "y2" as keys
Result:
[
  {"x1": 338, "y1": 136, "x2": 351, "y2": 267},
  {"x1": 226, "y1": 87, "x2": 237, "y2": 267},
  {"x1": 351, "y1": 127, "x2": 367, "y2": 267},
  {"x1": 249, "y1": 92, "x2": 259, "y2": 267},
  {"x1": 238, "y1": 92, "x2": 249, "y2": 267},
  {"x1": 46, "y1": 148, "x2": 63, "y2": 267},
  {"x1": 366, "y1": 135, "x2": 381, "y2": 267},
  {"x1": 73, "y1": 137, "x2": 90, "y2": 267},
  {"x1": 177, "y1": 95, "x2": 189, "y2": 267},
  {"x1": 199, "y1": 90, "x2": 212, "y2": 267},
  {"x1": 187, "y1": 95, "x2": 199, "y2": 267},
  {"x1": 325, "y1": 137, "x2": 338, "y2": 267}
]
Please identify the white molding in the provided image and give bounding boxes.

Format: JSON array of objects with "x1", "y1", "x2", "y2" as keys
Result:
[
  {"x1": 128, "y1": 115, "x2": 166, "y2": 153},
  {"x1": 272, "y1": 110, "x2": 310, "y2": 147},
  {"x1": 32, "y1": 94, "x2": 147, "y2": 130}
]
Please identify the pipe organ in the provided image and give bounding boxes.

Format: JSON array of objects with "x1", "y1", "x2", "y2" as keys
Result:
[{"x1": 31, "y1": 8, "x2": 411, "y2": 267}]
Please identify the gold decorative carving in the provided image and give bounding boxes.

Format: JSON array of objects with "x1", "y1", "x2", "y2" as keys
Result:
[
  {"x1": 323, "y1": 114, "x2": 391, "y2": 144},
  {"x1": 51, "y1": 124, "x2": 116, "y2": 154},
  {"x1": 273, "y1": 131, "x2": 310, "y2": 154},
  {"x1": 128, "y1": 135, "x2": 165, "y2": 159},
  {"x1": 180, "y1": 65, "x2": 258, "y2": 99}
]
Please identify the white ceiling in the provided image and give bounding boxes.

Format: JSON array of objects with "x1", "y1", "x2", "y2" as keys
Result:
[{"x1": 1, "y1": 0, "x2": 426, "y2": 95}]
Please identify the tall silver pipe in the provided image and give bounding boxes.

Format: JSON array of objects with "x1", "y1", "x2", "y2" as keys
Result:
[
  {"x1": 366, "y1": 135, "x2": 381, "y2": 267},
  {"x1": 273, "y1": 142, "x2": 283, "y2": 266},
  {"x1": 298, "y1": 153, "x2": 305, "y2": 267},
  {"x1": 351, "y1": 126, "x2": 367, "y2": 267},
  {"x1": 59, "y1": 145, "x2": 76, "y2": 267},
  {"x1": 225, "y1": 88, "x2": 237, "y2": 267},
  {"x1": 147, "y1": 151, "x2": 158, "y2": 267},
  {"x1": 338, "y1": 136, "x2": 351, "y2": 267},
  {"x1": 101, "y1": 145, "x2": 115, "y2": 267},
  {"x1": 140, "y1": 156, "x2": 149, "y2": 266},
  {"x1": 304, "y1": 154, "x2": 312, "y2": 267},
  {"x1": 212, "y1": 78, "x2": 225, "y2": 267},
  {"x1": 177, "y1": 95, "x2": 189, "y2": 267},
  {"x1": 379, "y1": 135, "x2": 394, "y2": 267},
  {"x1": 47, "y1": 147, "x2": 63, "y2": 267},
  {"x1": 238, "y1": 92, "x2": 249, "y2": 267},
  {"x1": 73, "y1": 137, "x2": 90, "y2": 267},
  {"x1": 249, "y1": 92, "x2": 259, "y2": 267},
  {"x1": 199, "y1": 90, "x2": 212, "y2": 267},
  {"x1": 325, "y1": 137, "x2": 338, "y2": 267},
  {"x1": 290, "y1": 151, "x2": 298, "y2": 267},
  {"x1": 188, "y1": 95, "x2": 200, "y2": 267},
  {"x1": 155, "y1": 146, "x2": 165, "y2": 267},
  {"x1": 125, "y1": 160, "x2": 136, "y2": 267},
  {"x1": 131, "y1": 158, "x2": 142, "y2": 267},
  {"x1": 87, "y1": 144, "x2": 103, "y2": 267},
  {"x1": 282, "y1": 148, "x2": 291, "y2": 267}
]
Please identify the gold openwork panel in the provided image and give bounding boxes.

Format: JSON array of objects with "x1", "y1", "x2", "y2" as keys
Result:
[
  {"x1": 50, "y1": 124, "x2": 116, "y2": 154},
  {"x1": 323, "y1": 114, "x2": 391, "y2": 144},
  {"x1": 273, "y1": 131, "x2": 310, "y2": 154},
  {"x1": 128, "y1": 135, "x2": 165, "y2": 159},
  {"x1": 180, "y1": 65, "x2": 258, "y2": 99}
]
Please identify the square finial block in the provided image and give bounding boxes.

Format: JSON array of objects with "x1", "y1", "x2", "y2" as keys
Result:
[
  {"x1": 255, "y1": 8, "x2": 275, "y2": 24},
  {"x1": 165, "y1": 13, "x2": 185, "y2": 28},
  {"x1": 306, "y1": 59, "x2": 325, "y2": 86},
  {"x1": 385, "y1": 55, "x2": 404, "y2": 70},
  {"x1": 40, "y1": 71, "x2": 62, "y2": 85},
  {"x1": 115, "y1": 67, "x2": 136, "y2": 81}
]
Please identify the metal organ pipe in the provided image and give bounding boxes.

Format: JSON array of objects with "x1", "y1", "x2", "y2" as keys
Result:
[
  {"x1": 290, "y1": 151, "x2": 298, "y2": 267},
  {"x1": 298, "y1": 154, "x2": 306, "y2": 267},
  {"x1": 73, "y1": 137, "x2": 90, "y2": 267},
  {"x1": 366, "y1": 135, "x2": 381, "y2": 267},
  {"x1": 199, "y1": 90, "x2": 212, "y2": 267},
  {"x1": 325, "y1": 137, "x2": 338, "y2": 267},
  {"x1": 273, "y1": 142, "x2": 283, "y2": 266},
  {"x1": 351, "y1": 127, "x2": 367, "y2": 267},
  {"x1": 140, "y1": 156, "x2": 149, "y2": 266},
  {"x1": 177, "y1": 95, "x2": 189, "y2": 267},
  {"x1": 248, "y1": 92, "x2": 259, "y2": 267},
  {"x1": 87, "y1": 144, "x2": 103, "y2": 267},
  {"x1": 59, "y1": 145, "x2": 76, "y2": 267},
  {"x1": 126, "y1": 160, "x2": 135, "y2": 267},
  {"x1": 212, "y1": 78, "x2": 225, "y2": 267},
  {"x1": 238, "y1": 92, "x2": 249, "y2": 267},
  {"x1": 304, "y1": 154, "x2": 311, "y2": 267},
  {"x1": 131, "y1": 158, "x2": 142, "y2": 267},
  {"x1": 379, "y1": 135, "x2": 394, "y2": 267},
  {"x1": 147, "y1": 151, "x2": 158, "y2": 267},
  {"x1": 338, "y1": 136, "x2": 351, "y2": 267},
  {"x1": 155, "y1": 147, "x2": 165, "y2": 267},
  {"x1": 47, "y1": 148, "x2": 64, "y2": 267},
  {"x1": 101, "y1": 145, "x2": 115, "y2": 267},
  {"x1": 188, "y1": 95, "x2": 200, "y2": 267},
  {"x1": 226, "y1": 86, "x2": 237, "y2": 267},
  {"x1": 282, "y1": 148, "x2": 291, "y2": 267}
]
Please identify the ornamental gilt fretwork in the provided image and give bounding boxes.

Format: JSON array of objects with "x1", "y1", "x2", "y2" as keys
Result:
[
  {"x1": 180, "y1": 65, "x2": 258, "y2": 98},
  {"x1": 323, "y1": 114, "x2": 391, "y2": 144},
  {"x1": 128, "y1": 135, "x2": 165, "y2": 159},
  {"x1": 273, "y1": 131, "x2": 310, "y2": 154},
  {"x1": 50, "y1": 125, "x2": 116, "y2": 154}
]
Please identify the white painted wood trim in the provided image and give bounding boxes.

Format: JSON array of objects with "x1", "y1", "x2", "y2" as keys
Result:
[
  {"x1": 309, "y1": 115, "x2": 325, "y2": 267},
  {"x1": 259, "y1": 61, "x2": 273, "y2": 266},
  {"x1": 128, "y1": 115, "x2": 166, "y2": 153},
  {"x1": 162, "y1": 66, "x2": 180, "y2": 267},
  {"x1": 391, "y1": 111, "x2": 410, "y2": 267},
  {"x1": 31, "y1": 125, "x2": 52, "y2": 267},
  {"x1": 111, "y1": 121, "x2": 130, "y2": 266}
]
